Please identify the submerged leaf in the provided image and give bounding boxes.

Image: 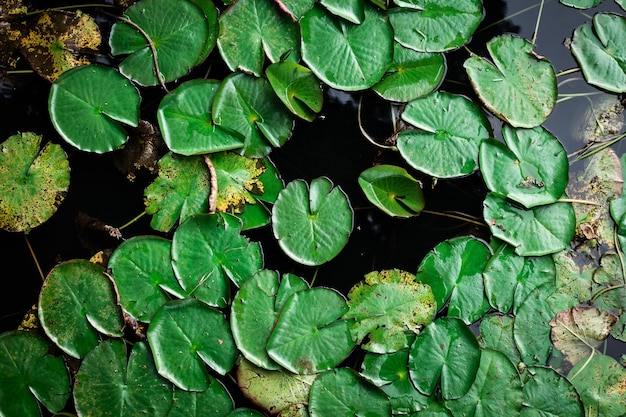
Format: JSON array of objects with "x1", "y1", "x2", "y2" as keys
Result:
[
  {"x1": 343, "y1": 269, "x2": 436, "y2": 353},
  {"x1": 549, "y1": 307, "x2": 618, "y2": 368},
  {"x1": 0, "y1": 132, "x2": 70, "y2": 233}
]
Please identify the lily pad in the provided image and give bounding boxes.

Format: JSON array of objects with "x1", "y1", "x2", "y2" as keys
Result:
[
  {"x1": 408, "y1": 317, "x2": 481, "y2": 400},
  {"x1": 308, "y1": 368, "x2": 391, "y2": 417},
  {"x1": 483, "y1": 193, "x2": 576, "y2": 256},
  {"x1": 372, "y1": 44, "x2": 446, "y2": 102},
  {"x1": 560, "y1": 0, "x2": 602, "y2": 8},
  {"x1": 275, "y1": 0, "x2": 316, "y2": 20},
  {"x1": 478, "y1": 313, "x2": 521, "y2": 365},
  {"x1": 231, "y1": 270, "x2": 309, "y2": 370},
  {"x1": 568, "y1": 354, "x2": 626, "y2": 417},
  {"x1": 388, "y1": 0, "x2": 483, "y2": 52},
  {"x1": 48, "y1": 64, "x2": 140, "y2": 153},
  {"x1": 144, "y1": 152, "x2": 210, "y2": 233},
  {"x1": 521, "y1": 365, "x2": 584, "y2": 417},
  {"x1": 169, "y1": 378, "x2": 234, "y2": 417},
  {"x1": 480, "y1": 125, "x2": 569, "y2": 208},
  {"x1": 212, "y1": 151, "x2": 267, "y2": 214},
  {"x1": 266, "y1": 287, "x2": 356, "y2": 374},
  {"x1": 217, "y1": 0, "x2": 300, "y2": 77},
  {"x1": 171, "y1": 213, "x2": 263, "y2": 308},
  {"x1": 147, "y1": 298, "x2": 238, "y2": 390},
  {"x1": 157, "y1": 79, "x2": 244, "y2": 155},
  {"x1": 38, "y1": 259, "x2": 125, "y2": 359},
  {"x1": 358, "y1": 164, "x2": 425, "y2": 217},
  {"x1": 570, "y1": 13, "x2": 626, "y2": 93},
  {"x1": 513, "y1": 283, "x2": 555, "y2": 366},
  {"x1": 415, "y1": 236, "x2": 492, "y2": 324},
  {"x1": 343, "y1": 269, "x2": 436, "y2": 353},
  {"x1": 397, "y1": 91, "x2": 492, "y2": 178},
  {"x1": 109, "y1": 0, "x2": 211, "y2": 86},
  {"x1": 236, "y1": 357, "x2": 316, "y2": 415},
  {"x1": 300, "y1": 4, "x2": 393, "y2": 91},
  {"x1": 0, "y1": 132, "x2": 70, "y2": 233},
  {"x1": 464, "y1": 34, "x2": 557, "y2": 128},
  {"x1": 266, "y1": 61, "x2": 323, "y2": 122},
  {"x1": 108, "y1": 235, "x2": 186, "y2": 322},
  {"x1": 0, "y1": 331, "x2": 70, "y2": 417},
  {"x1": 320, "y1": 0, "x2": 365, "y2": 23},
  {"x1": 272, "y1": 177, "x2": 353, "y2": 266},
  {"x1": 73, "y1": 340, "x2": 174, "y2": 417},
  {"x1": 212, "y1": 72, "x2": 294, "y2": 158},
  {"x1": 549, "y1": 307, "x2": 618, "y2": 369}
]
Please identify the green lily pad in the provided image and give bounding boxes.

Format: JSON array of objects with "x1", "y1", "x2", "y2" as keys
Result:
[
  {"x1": 549, "y1": 307, "x2": 618, "y2": 369},
  {"x1": 444, "y1": 349, "x2": 523, "y2": 416},
  {"x1": 571, "y1": 13, "x2": 626, "y2": 93},
  {"x1": 308, "y1": 368, "x2": 391, "y2": 417},
  {"x1": 592, "y1": 252, "x2": 626, "y2": 314},
  {"x1": 48, "y1": 64, "x2": 140, "y2": 152},
  {"x1": 275, "y1": 0, "x2": 316, "y2": 20},
  {"x1": 266, "y1": 287, "x2": 356, "y2": 374},
  {"x1": 415, "y1": 236, "x2": 492, "y2": 324},
  {"x1": 513, "y1": 283, "x2": 555, "y2": 366},
  {"x1": 397, "y1": 91, "x2": 492, "y2": 178},
  {"x1": 548, "y1": 249, "x2": 594, "y2": 314},
  {"x1": 300, "y1": 4, "x2": 393, "y2": 91},
  {"x1": 0, "y1": 132, "x2": 70, "y2": 233},
  {"x1": 73, "y1": 340, "x2": 174, "y2": 417},
  {"x1": 212, "y1": 72, "x2": 294, "y2": 158},
  {"x1": 38, "y1": 259, "x2": 124, "y2": 359},
  {"x1": 231, "y1": 270, "x2": 309, "y2": 370},
  {"x1": 560, "y1": 0, "x2": 602, "y2": 8},
  {"x1": 157, "y1": 79, "x2": 244, "y2": 155},
  {"x1": 480, "y1": 125, "x2": 568, "y2": 208},
  {"x1": 343, "y1": 269, "x2": 436, "y2": 353},
  {"x1": 372, "y1": 44, "x2": 446, "y2": 102},
  {"x1": 320, "y1": 0, "x2": 365, "y2": 23},
  {"x1": 236, "y1": 357, "x2": 316, "y2": 415},
  {"x1": 217, "y1": 0, "x2": 300, "y2": 77},
  {"x1": 0, "y1": 331, "x2": 70, "y2": 417},
  {"x1": 483, "y1": 193, "x2": 576, "y2": 256},
  {"x1": 358, "y1": 164, "x2": 425, "y2": 217},
  {"x1": 478, "y1": 313, "x2": 521, "y2": 365},
  {"x1": 568, "y1": 354, "x2": 626, "y2": 417},
  {"x1": 266, "y1": 61, "x2": 323, "y2": 122},
  {"x1": 483, "y1": 243, "x2": 556, "y2": 314},
  {"x1": 144, "y1": 152, "x2": 210, "y2": 233},
  {"x1": 211, "y1": 151, "x2": 266, "y2": 214},
  {"x1": 171, "y1": 213, "x2": 263, "y2": 308},
  {"x1": 272, "y1": 177, "x2": 353, "y2": 266},
  {"x1": 108, "y1": 235, "x2": 186, "y2": 323},
  {"x1": 388, "y1": 0, "x2": 484, "y2": 52},
  {"x1": 464, "y1": 34, "x2": 557, "y2": 128},
  {"x1": 521, "y1": 365, "x2": 584, "y2": 417},
  {"x1": 169, "y1": 378, "x2": 234, "y2": 417},
  {"x1": 408, "y1": 317, "x2": 481, "y2": 400},
  {"x1": 109, "y1": 0, "x2": 211, "y2": 86},
  {"x1": 147, "y1": 298, "x2": 237, "y2": 390}
]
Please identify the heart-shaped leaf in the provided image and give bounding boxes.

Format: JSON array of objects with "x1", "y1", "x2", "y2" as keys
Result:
[
  {"x1": 320, "y1": 0, "x2": 365, "y2": 24},
  {"x1": 571, "y1": 13, "x2": 626, "y2": 93},
  {"x1": 266, "y1": 287, "x2": 356, "y2": 374},
  {"x1": 388, "y1": 0, "x2": 484, "y2": 52},
  {"x1": 480, "y1": 125, "x2": 568, "y2": 208},
  {"x1": 109, "y1": 0, "x2": 211, "y2": 86},
  {"x1": 300, "y1": 4, "x2": 393, "y2": 91},
  {"x1": 48, "y1": 64, "x2": 140, "y2": 152},
  {"x1": 464, "y1": 34, "x2": 557, "y2": 128},
  {"x1": 38, "y1": 259, "x2": 125, "y2": 359},
  {"x1": 171, "y1": 213, "x2": 263, "y2": 308},
  {"x1": 157, "y1": 79, "x2": 244, "y2": 155},
  {"x1": 147, "y1": 298, "x2": 237, "y2": 390},
  {"x1": 0, "y1": 132, "x2": 70, "y2": 233},
  {"x1": 266, "y1": 61, "x2": 323, "y2": 122},
  {"x1": 483, "y1": 193, "x2": 576, "y2": 256},
  {"x1": 397, "y1": 91, "x2": 492, "y2": 178},
  {"x1": 358, "y1": 164, "x2": 425, "y2": 217},
  {"x1": 217, "y1": 0, "x2": 300, "y2": 77},
  {"x1": 272, "y1": 177, "x2": 353, "y2": 266}
]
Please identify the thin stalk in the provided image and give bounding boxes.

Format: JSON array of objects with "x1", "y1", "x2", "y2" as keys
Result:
[
  {"x1": 26, "y1": 3, "x2": 118, "y2": 15},
  {"x1": 23, "y1": 234, "x2": 45, "y2": 281},
  {"x1": 421, "y1": 209, "x2": 486, "y2": 227},
  {"x1": 557, "y1": 198, "x2": 601, "y2": 206},
  {"x1": 571, "y1": 132, "x2": 626, "y2": 162},
  {"x1": 117, "y1": 211, "x2": 146, "y2": 230},
  {"x1": 477, "y1": 3, "x2": 541, "y2": 33},
  {"x1": 5, "y1": 70, "x2": 35, "y2": 75},
  {"x1": 531, "y1": 0, "x2": 545, "y2": 46},
  {"x1": 555, "y1": 67, "x2": 581, "y2": 77}
]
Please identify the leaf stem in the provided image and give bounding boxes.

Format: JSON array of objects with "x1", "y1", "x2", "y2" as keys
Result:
[
  {"x1": 557, "y1": 198, "x2": 601, "y2": 206},
  {"x1": 531, "y1": 0, "x2": 545, "y2": 46},
  {"x1": 570, "y1": 132, "x2": 626, "y2": 162},
  {"x1": 23, "y1": 234, "x2": 45, "y2": 281},
  {"x1": 25, "y1": 3, "x2": 119, "y2": 15},
  {"x1": 421, "y1": 209, "x2": 486, "y2": 227},
  {"x1": 555, "y1": 67, "x2": 581, "y2": 77},
  {"x1": 118, "y1": 211, "x2": 146, "y2": 230}
]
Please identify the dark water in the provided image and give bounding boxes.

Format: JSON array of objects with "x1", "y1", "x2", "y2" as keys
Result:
[{"x1": 1, "y1": 0, "x2": 624, "y2": 365}]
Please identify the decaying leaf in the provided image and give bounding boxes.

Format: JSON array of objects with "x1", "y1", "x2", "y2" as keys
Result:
[
  {"x1": 212, "y1": 152, "x2": 266, "y2": 213},
  {"x1": 549, "y1": 306, "x2": 618, "y2": 369},
  {"x1": 8, "y1": 10, "x2": 101, "y2": 82},
  {"x1": 112, "y1": 120, "x2": 165, "y2": 182}
]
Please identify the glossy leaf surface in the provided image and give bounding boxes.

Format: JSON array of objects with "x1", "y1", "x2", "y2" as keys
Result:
[
  {"x1": 464, "y1": 34, "x2": 557, "y2": 128},
  {"x1": 266, "y1": 61, "x2": 323, "y2": 122},
  {"x1": 358, "y1": 164, "x2": 425, "y2": 217},
  {"x1": 521, "y1": 366, "x2": 584, "y2": 417},
  {"x1": 48, "y1": 65, "x2": 140, "y2": 152}
]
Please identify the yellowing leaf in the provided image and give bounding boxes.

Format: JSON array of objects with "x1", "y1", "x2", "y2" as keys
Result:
[{"x1": 212, "y1": 152, "x2": 266, "y2": 213}]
